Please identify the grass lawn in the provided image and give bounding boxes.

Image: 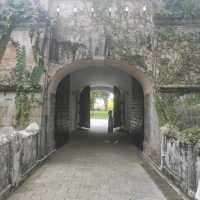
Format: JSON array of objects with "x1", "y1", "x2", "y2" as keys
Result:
[{"x1": 90, "y1": 110, "x2": 108, "y2": 119}]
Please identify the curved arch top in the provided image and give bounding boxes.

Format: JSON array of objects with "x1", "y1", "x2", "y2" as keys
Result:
[{"x1": 48, "y1": 59, "x2": 154, "y2": 95}]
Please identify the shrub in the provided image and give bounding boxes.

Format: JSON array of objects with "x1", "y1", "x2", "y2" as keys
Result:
[{"x1": 182, "y1": 128, "x2": 200, "y2": 144}]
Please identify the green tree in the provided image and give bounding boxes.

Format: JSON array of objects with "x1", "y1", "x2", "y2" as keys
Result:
[
  {"x1": 0, "y1": 0, "x2": 49, "y2": 61},
  {"x1": 91, "y1": 90, "x2": 110, "y2": 110}
]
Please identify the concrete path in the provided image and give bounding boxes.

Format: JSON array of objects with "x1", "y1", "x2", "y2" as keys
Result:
[
  {"x1": 90, "y1": 119, "x2": 108, "y2": 133},
  {"x1": 7, "y1": 130, "x2": 182, "y2": 200}
]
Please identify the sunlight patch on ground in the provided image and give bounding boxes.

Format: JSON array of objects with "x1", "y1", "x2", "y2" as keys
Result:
[{"x1": 90, "y1": 119, "x2": 108, "y2": 134}]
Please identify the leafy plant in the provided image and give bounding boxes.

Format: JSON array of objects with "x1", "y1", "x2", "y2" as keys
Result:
[
  {"x1": 161, "y1": 124, "x2": 179, "y2": 138},
  {"x1": 182, "y1": 128, "x2": 200, "y2": 144},
  {"x1": 161, "y1": 125, "x2": 200, "y2": 145},
  {"x1": 155, "y1": 94, "x2": 178, "y2": 127}
]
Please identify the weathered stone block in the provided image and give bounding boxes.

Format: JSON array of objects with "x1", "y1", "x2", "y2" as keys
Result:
[{"x1": 0, "y1": 123, "x2": 40, "y2": 198}]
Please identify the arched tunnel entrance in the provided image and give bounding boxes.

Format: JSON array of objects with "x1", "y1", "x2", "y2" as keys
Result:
[
  {"x1": 79, "y1": 86, "x2": 123, "y2": 130},
  {"x1": 53, "y1": 63, "x2": 145, "y2": 150},
  {"x1": 89, "y1": 87, "x2": 114, "y2": 132},
  {"x1": 47, "y1": 59, "x2": 160, "y2": 162}
]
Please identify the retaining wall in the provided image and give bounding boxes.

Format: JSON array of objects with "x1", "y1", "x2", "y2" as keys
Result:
[
  {"x1": 161, "y1": 126, "x2": 200, "y2": 199},
  {"x1": 0, "y1": 123, "x2": 44, "y2": 199}
]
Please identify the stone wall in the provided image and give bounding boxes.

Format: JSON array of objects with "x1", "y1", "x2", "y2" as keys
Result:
[
  {"x1": 48, "y1": 0, "x2": 156, "y2": 74},
  {"x1": 0, "y1": 92, "x2": 15, "y2": 127},
  {"x1": 46, "y1": 0, "x2": 161, "y2": 163},
  {"x1": 177, "y1": 104, "x2": 200, "y2": 130},
  {"x1": 161, "y1": 126, "x2": 199, "y2": 198},
  {"x1": 0, "y1": 91, "x2": 43, "y2": 128},
  {"x1": 129, "y1": 78, "x2": 144, "y2": 148},
  {"x1": 0, "y1": 27, "x2": 36, "y2": 76},
  {"x1": 55, "y1": 76, "x2": 70, "y2": 147},
  {"x1": 155, "y1": 19, "x2": 200, "y2": 85},
  {"x1": 0, "y1": 123, "x2": 43, "y2": 199},
  {"x1": 130, "y1": 78, "x2": 144, "y2": 133}
]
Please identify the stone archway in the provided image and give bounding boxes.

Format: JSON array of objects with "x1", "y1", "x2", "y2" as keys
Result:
[{"x1": 47, "y1": 59, "x2": 160, "y2": 162}]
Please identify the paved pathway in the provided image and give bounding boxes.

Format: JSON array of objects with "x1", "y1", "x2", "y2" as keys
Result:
[
  {"x1": 7, "y1": 129, "x2": 182, "y2": 200},
  {"x1": 90, "y1": 119, "x2": 108, "y2": 133}
]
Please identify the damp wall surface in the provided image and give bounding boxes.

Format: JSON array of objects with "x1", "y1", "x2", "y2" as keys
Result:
[
  {"x1": 161, "y1": 130, "x2": 200, "y2": 199},
  {"x1": 0, "y1": 123, "x2": 48, "y2": 200}
]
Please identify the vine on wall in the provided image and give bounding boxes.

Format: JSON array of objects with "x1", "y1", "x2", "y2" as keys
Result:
[
  {"x1": 155, "y1": 94, "x2": 178, "y2": 127},
  {"x1": 156, "y1": 92, "x2": 200, "y2": 143},
  {"x1": 15, "y1": 45, "x2": 44, "y2": 129},
  {"x1": 156, "y1": 26, "x2": 200, "y2": 85},
  {"x1": 0, "y1": 0, "x2": 49, "y2": 61},
  {"x1": 156, "y1": 0, "x2": 200, "y2": 18}
]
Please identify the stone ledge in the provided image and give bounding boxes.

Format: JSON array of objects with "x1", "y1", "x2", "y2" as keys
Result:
[
  {"x1": 0, "y1": 149, "x2": 56, "y2": 200},
  {"x1": 154, "y1": 15, "x2": 200, "y2": 27},
  {"x1": 159, "y1": 85, "x2": 200, "y2": 93},
  {"x1": 0, "y1": 84, "x2": 43, "y2": 92},
  {"x1": 0, "y1": 85, "x2": 16, "y2": 92},
  {"x1": 161, "y1": 130, "x2": 198, "y2": 199},
  {"x1": 143, "y1": 152, "x2": 191, "y2": 200},
  {"x1": 0, "y1": 122, "x2": 56, "y2": 200}
]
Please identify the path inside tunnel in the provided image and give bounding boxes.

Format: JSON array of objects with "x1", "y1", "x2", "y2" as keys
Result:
[
  {"x1": 7, "y1": 129, "x2": 182, "y2": 200},
  {"x1": 90, "y1": 119, "x2": 108, "y2": 134}
]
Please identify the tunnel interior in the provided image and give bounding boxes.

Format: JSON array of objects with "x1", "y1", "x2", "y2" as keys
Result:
[
  {"x1": 54, "y1": 65, "x2": 144, "y2": 149},
  {"x1": 90, "y1": 87, "x2": 114, "y2": 131}
]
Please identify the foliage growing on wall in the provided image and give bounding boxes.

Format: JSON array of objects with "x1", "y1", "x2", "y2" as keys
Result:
[
  {"x1": 15, "y1": 45, "x2": 44, "y2": 129},
  {"x1": 182, "y1": 128, "x2": 200, "y2": 144},
  {"x1": 30, "y1": 29, "x2": 45, "y2": 67},
  {"x1": 156, "y1": 93, "x2": 200, "y2": 127},
  {"x1": 162, "y1": 126, "x2": 200, "y2": 145},
  {"x1": 16, "y1": 46, "x2": 30, "y2": 128},
  {"x1": 0, "y1": 0, "x2": 48, "y2": 61},
  {"x1": 181, "y1": 94, "x2": 200, "y2": 107},
  {"x1": 60, "y1": 40, "x2": 86, "y2": 62},
  {"x1": 164, "y1": 0, "x2": 200, "y2": 18},
  {"x1": 156, "y1": 0, "x2": 200, "y2": 18},
  {"x1": 154, "y1": 1, "x2": 200, "y2": 86},
  {"x1": 155, "y1": 94, "x2": 178, "y2": 127},
  {"x1": 156, "y1": 27, "x2": 200, "y2": 85},
  {"x1": 156, "y1": 92, "x2": 200, "y2": 143}
]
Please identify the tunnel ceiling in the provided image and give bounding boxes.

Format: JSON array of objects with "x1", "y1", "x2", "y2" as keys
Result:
[
  {"x1": 48, "y1": 60, "x2": 153, "y2": 95},
  {"x1": 69, "y1": 66, "x2": 134, "y2": 92}
]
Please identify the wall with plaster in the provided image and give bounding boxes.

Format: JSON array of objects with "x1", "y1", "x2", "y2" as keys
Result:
[{"x1": 0, "y1": 123, "x2": 40, "y2": 199}]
